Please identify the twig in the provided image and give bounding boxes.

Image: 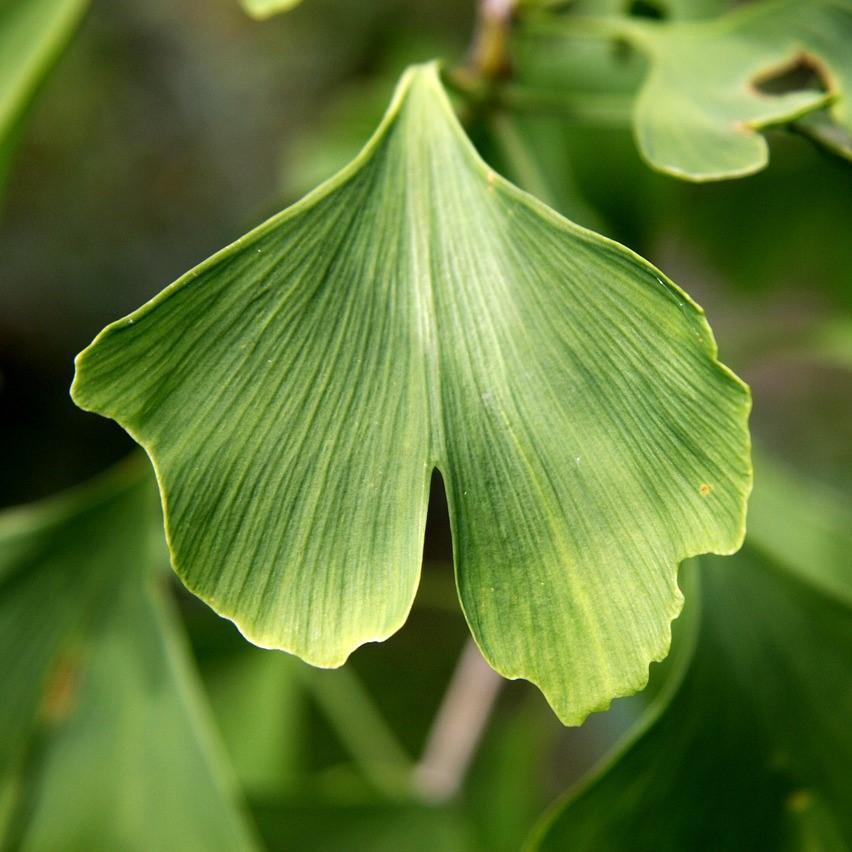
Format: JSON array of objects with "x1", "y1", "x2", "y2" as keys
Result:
[
  {"x1": 468, "y1": 0, "x2": 519, "y2": 81},
  {"x1": 413, "y1": 639, "x2": 503, "y2": 802}
]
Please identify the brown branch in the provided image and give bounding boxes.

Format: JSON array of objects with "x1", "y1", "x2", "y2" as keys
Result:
[
  {"x1": 468, "y1": 0, "x2": 518, "y2": 81},
  {"x1": 413, "y1": 639, "x2": 503, "y2": 801}
]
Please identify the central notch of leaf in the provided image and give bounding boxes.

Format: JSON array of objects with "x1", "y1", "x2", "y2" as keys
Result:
[{"x1": 71, "y1": 62, "x2": 751, "y2": 725}]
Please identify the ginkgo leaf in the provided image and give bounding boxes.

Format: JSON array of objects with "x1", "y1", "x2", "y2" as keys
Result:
[
  {"x1": 0, "y1": 0, "x2": 88, "y2": 149},
  {"x1": 240, "y1": 0, "x2": 303, "y2": 21},
  {"x1": 586, "y1": 0, "x2": 852, "y2": 180},
  {"x1": 530, "y1": 457, "x2": 852, "y2": 850},
  {"x1": 71, "y1": 62, "x2": 751, "y2": 725},
  {"x1": 0, "y1": 461, "x2": 257, "y2": 851}
]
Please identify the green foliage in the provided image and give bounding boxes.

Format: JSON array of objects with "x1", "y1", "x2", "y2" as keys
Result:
[
  {"x1": 524, "y1": 0, "x2": 852, "y2": 179},
  {"x1": 629, "y1": 0, "x2": 851, "y2": 179},
  {"x1": 252, "y1": 801, "x2": 471, "y2": 852},
  {"x1": 206, "y1": 650, "x2": 304, "y2": 797},
  {"x1": 661, "y1": 0, "x2": 733, "y2": 20},
  {"x1": 794, "y1": 107, "x2": 852, "y2": 162},
  {"x1": 0, "y1": 461, "x2": 257, "y2": 850},
  {"x1": 0, "y1": 0, "x2": 87, "y2": 189},
  {"x1": 72, "y1": 62, "x2": 751, "y2": 725},
  {"x1": 531, "y1": 458, "x2": 852, "y2": 850},
  {"x1": 2, "y1": 0, "x2": 850, "y2": 846}
]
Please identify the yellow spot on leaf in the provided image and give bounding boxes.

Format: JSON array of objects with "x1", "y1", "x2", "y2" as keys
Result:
[{"x1": 787, "y1": 789, "x2": 813, "y2": 813}]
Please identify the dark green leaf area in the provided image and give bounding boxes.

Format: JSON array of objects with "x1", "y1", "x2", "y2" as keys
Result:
[{"x1": 0, "y1": 462, "x2": 257, "y2": 851}]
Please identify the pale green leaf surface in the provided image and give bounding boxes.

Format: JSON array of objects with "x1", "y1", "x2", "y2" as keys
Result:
[
  {"x1": 531, "y1": 461, "x2": 852, "y2": 850},
  {"x1": 72, "y1": 62, "x2": 751, "y2": 724},
  {"x1": 606, "y1": 0, "x2": 852, "y2": 179},
  {"x1": 240, "y1": 0, "x2": 302, "y2": 21},
  {"x1": 0, "y1": 0, "x2": 88, "y2": 144},
  {"x1": 0, "y1": 462, "x2": 257, "y2": 851}
]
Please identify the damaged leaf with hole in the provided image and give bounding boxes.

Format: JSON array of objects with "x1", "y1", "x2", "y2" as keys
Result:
[{"x1": 603, "y1": 0, "x2": 852, "y2": 179}]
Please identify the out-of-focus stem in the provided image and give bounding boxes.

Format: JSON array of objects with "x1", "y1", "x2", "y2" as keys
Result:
[
  {"x1": 468, "y1": 0, "x2": 518, "y2": 82},
  {"x1": 413, "y1": 638, "x2": 503, "y2": 802},
  {"x1": 490, "y1": 111, "x2": 558, "y2": 207},
  {"x1": 302, "y1": 666, "x2": 413, "y2": 799}
]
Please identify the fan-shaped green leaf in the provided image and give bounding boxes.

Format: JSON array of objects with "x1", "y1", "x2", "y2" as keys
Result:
[
  {"x1": 0, "y1": 461, "x2": 257, "y2": 851},
  {"x1": 72, "y1": 62, "x2": 751, "y2": 724},
  {"x1": 589, "y1": 0, "x2": 852, "y2": 179},
  {"x1": 531, "y1": 457, "x2": 852, "y2": 850}
]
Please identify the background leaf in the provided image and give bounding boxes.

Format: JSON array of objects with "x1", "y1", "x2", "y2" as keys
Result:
[
  {"x1": 0, "y1": 0, "x2": 87, "y2": 189},
  {"x1": 792, "y1": 108, "x2": 852, "y2": 162},
  {"x1": 72, "y1": 61, "x2": 751, "y2": 725},
  {"x1": 625, "y1": 0, "x2": 852, "y2": 179},
  {"x1": 206, "y1": 649, "x2": 304, "y2": 797},
  {"x1": 0, "y1": 460, "x2": 258, "y2": 851}
]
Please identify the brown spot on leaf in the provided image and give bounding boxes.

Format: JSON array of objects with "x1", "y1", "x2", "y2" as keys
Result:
[
  {"x1": 699, "y1": 483, "x2": 712, "y2": 497},
  {"x1": 40, "y1": 651, "x2": 81, "y2": 725}
]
